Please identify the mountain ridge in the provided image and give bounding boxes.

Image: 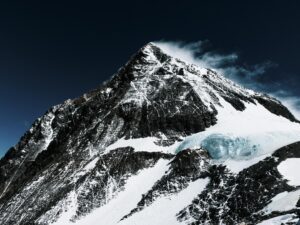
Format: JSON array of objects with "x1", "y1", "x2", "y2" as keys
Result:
[{"x1": 0, "y1": 42, "x2": 300, "y2": 225}]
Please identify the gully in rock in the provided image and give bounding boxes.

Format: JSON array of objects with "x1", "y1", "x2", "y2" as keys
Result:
[{"x1": 0, "y1": 43, "x2": 300, "y2": 225}]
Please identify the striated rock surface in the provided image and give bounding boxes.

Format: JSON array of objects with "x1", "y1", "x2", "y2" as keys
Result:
[{"x1": 0, "y1": 43, "x2": 299, "y2": 225}]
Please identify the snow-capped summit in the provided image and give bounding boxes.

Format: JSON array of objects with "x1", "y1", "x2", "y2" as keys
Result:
[{"x1": 0, "y1": 43, "x2": 300, "y2": 225}]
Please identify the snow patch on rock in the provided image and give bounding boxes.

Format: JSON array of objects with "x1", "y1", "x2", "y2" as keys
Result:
[
  {"x1": 257, "y1": 214, "x2": 299, "y2": 225},
  {"x1": 261, "y1": 190, "x2": 300, "y2": 214},
  {"x1": 105, "y1": 137, "x2": 180, "y2": 154},
  {"x1": 278, "y1": 158, "x2": 300, "y2": 186}
]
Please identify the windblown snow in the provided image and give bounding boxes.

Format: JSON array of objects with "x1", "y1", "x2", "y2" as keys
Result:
[
  {"x1": 101, "y1": 43, "x2": 300, "y2": 174},
  {"x1": 3, "y1": 42, "x2": 300, "y2": 225}
]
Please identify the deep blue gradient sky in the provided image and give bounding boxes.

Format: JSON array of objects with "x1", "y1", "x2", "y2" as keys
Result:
[{"x1": 0, "y1": 1, "x2": 300, "y2": 156}]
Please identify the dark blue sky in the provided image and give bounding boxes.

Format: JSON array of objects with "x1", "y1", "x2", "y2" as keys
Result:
[{"x1": 0, "y1": 1, "x2": 300, "y2": 156}]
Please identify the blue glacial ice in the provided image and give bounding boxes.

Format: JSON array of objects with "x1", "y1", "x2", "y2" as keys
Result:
[{"x1": 176, "y1": 133, "x2": 260, "y2": 160}]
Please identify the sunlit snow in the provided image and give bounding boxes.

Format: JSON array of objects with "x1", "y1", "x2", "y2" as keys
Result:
[
  {"x1": 105, "y1": 99, "x2": 300, "y2": 174},
  {"x1": 257, "y1": 214, "x2": 299, "y2": 225},
  {"x1": 105, "y1": 98, "x2": 300, "y2": 173},
  {"x1": 118, "y1": 178, "x2": 210, "y2": 225},
  {"x1": 278, "y1": 158, "x2": 300, "y2": 186},
  {"x1": 51, "y1": 159, "x2": 170, "y2": 225},
  {"x1": 104, "y1": 43, "x2": 300, "y2": 174},
  {"x1": 105, "y1": 137, "x2": 180, "y2": 154},
  {"x1": 261, "y1": 190, "x2": 300, "y2": 214},
  {"x1": 176, "y1": 99, "x2": 300, "y2": 172}
]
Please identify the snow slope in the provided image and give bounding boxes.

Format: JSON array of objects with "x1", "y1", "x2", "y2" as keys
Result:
[
  {"x1": 118, "y1": 178, "x2": 210, "y2": 225},
  {"x1": 1, "y1": 42, "x2": 300, "y2": 225},
  {"x1": 176, "y1": 98, "x2": 300, "y2": 172},
  {"x1": 52, "y1": 159, "x2": 170, "y2": 225},
  {"x1": 262, "y1": 190, "x2": 300, "y2": 214},
  {"x1": 257, "y1": 214, "x2": 299, "y2": 225},
  {"x1": 106, "y1": 97, "x2": 300, "y2": 173},
  {"x1": 278, "y1": 158, "x2": 300, "y2": 186}
]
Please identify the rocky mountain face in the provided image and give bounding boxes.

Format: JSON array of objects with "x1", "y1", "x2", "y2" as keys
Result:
[{"x1": 0, "y1": 43, "x2": 300, "y2": 225}]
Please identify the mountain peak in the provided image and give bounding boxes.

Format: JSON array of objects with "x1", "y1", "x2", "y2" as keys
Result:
[
  {"x1": 0, "y1": 43, "x2": 300, "y2": 225},
  {"x1": 141, "y1": 41, "x2": 157, "y2": 49},
  {"x1": 140, "y1": 42, "x2": 161, "y2": 52},
  {"x1": 137, "y1": 41, "x2": 172, "y2": 65}
]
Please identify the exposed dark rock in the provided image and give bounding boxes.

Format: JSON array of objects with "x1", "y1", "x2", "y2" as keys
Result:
[
  {"x1": 122, "y1": 149, "x2": 210, "y2": 220},
  {"x1": 254, "y1": 95, "x2": 298, "y2": 122},
  {"x1": 178, "y1": 142, "x2": 300, "y2": 225},
  {"x1": 0, "y1": 42, "x2": 299, "y2": 225}
]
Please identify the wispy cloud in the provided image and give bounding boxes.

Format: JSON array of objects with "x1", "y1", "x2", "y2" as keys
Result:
[
  {"x1": 154, "y1": 40, "x2": 299, "y2": 119},
  {"x1": 154, "y1": 40, "x2": 238, "y2": 69},
  {"x1": 154, "y1": 40, "x2": 274, "y2": 89}
]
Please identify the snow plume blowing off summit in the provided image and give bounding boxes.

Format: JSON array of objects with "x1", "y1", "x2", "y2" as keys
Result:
[
  {"x1": 154, "y1": 40, "x2": 300, "y2": 171},
  {"x1": 154, "y1": 40, "x2": 300, "y2": 120}
]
